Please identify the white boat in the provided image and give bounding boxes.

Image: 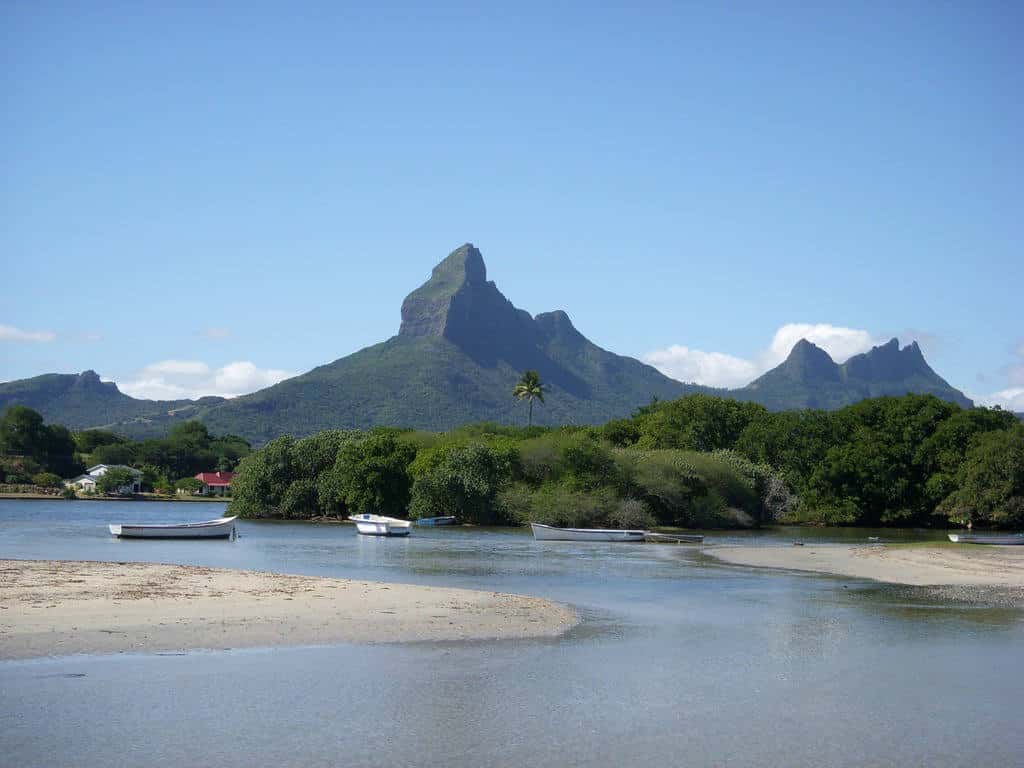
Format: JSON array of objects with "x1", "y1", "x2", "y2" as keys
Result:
[
  {"x1": 416, "y1": 516, "x2": 457, "y2": 526},
  {"x1": 948, "y1": 533, "x2": 1024, "y2": 545},
  {"x1": 108, "y1": 516, "x2": 237, "y2": 539},
  {"x1": 349, "y1": 514, "x2": 412, "y2": 536},
  {"x1": 530, "y1": 522, "x2": 646, "y2": 542}
]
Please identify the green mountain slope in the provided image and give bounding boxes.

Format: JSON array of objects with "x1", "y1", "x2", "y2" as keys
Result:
[{"x1": 736, "y1": 338, "x2": 972, "y2": 410}]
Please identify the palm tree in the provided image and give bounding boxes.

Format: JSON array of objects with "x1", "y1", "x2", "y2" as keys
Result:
[{"x1": 513, "y1": 370, "x2": 546, "y2": 427}]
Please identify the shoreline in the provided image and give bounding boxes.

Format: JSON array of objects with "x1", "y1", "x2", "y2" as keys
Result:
[
  {"x1": 706, "y1": 544, "x2": 1024, "y2": 604},
  {"x1": 0, "y1": 493, "x2": 229, "y2": 502},
  {"x1": 0, "y1": 560, "x2": 578, "y2": 660}
]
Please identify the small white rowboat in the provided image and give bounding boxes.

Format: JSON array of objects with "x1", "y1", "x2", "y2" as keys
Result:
[
  {"x1": 108, "y1": 516, "x2": 237, "y2": 539},
  {"x1": 349, "y1": 514, "x2": 412, "y2": 536},
  {"x1": 948, "y1": 533, "x2": 1024, "y2": 545},
  {"x1": 530, "y1": 522, "x2": 646, "y2": 542}
]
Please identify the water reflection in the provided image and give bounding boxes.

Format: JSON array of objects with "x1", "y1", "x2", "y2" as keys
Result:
[{"x1": 1, "y1": 500, "x2": 1022, "y2": 767}]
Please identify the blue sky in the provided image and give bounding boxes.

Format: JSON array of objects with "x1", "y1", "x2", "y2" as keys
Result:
[{"x1": 2, "y1": 2, "x2": 1022, "y2": 408}]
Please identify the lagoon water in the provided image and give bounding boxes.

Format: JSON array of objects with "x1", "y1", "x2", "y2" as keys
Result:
[{"x1": 2, "y1": 499, "x2": 1022, "y2": 767}]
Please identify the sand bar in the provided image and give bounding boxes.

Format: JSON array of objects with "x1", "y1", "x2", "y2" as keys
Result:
[
  {"x1": 707, "y1": 544, "x2": 1024, "y2": 588},
  {"x1": 0, "y1": 560, "x2": 577, "y2": 660}
]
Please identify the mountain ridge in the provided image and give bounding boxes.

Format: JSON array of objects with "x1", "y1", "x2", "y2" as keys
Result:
[{"x1": 0, "y1": 244, "x2": 974, "y2": 440}]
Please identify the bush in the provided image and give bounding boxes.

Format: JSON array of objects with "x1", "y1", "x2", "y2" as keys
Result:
[
  {"x1": 321, "y1": 431, "x2": 415, "y2": 516},
  {"x1": 408, "y1": 443, "x2": 509, "y2": 524},
  {"x1": 31, "y1": 472, "x2": 63, "y2": 488},
  {"x1": 97, "y1": 467, "x2": 137, "y2": 495},
  {"x1": 174, "y1": 477, "x2": 203, "y2": 493},
  {"x1": 280, "y1": 478, "x2": 319, "y2": 519},
  {"x1": 607, "y1": 498, "x2": 656, "y2": 529}
]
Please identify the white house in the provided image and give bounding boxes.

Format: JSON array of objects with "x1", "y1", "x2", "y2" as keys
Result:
[{"x1": 65, "y1": 464, "x2": 143, "y2": 494}]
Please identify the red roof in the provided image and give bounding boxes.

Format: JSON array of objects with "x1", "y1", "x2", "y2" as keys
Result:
[{"x1": 195, "y1": 471, "x2": 235, "y2": 486}]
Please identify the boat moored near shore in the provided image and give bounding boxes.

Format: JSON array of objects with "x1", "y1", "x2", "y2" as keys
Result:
[
  {"x1": 349, "y1": 514, "x2": 412, "y2": 536},
  {"x1": 108, "y1": 516, "x2": 237, "y2": 539},
  {"x1": 948, "y1": 533, "x2": 1024, "y2": 545},
  {"x1": 530, "y1": 522, "x2": 646, "y2": 542}
]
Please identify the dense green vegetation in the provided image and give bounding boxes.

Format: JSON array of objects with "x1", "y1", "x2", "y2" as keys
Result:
[
  {"x1": 229, "y1": 419, "x2": 789, "y2": 529},
  {"x1": 229, "y1": 393, "x2": 1023, "y2": 529},
  {"x1": 0, "y1": 405, "x2": 250, "y2": 490},
  {"x1": 0, "y1": 405, "x2": 80, "y2": 481}
]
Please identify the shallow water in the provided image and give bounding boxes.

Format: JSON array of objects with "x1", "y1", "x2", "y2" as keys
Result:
[{"x1": 1, "y1": 500, "x2": 1021, "y2": 767}]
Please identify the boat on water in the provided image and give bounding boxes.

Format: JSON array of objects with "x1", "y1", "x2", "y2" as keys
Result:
[
  {"x1": 108, "y1": 516, "x2": 237, "y2": 539},
  {"x1": 416, "y1": 516, "x2": 457, "y2": 526},
  {"x1": 349, "y1": 514, "x2": 412, "y2": 536},
  {"x1": 530, "y1": 522, "x2": 646, "y2": 542},
  {"x1": 948, "y1": 533, "x2": 1024, "y2": 545}
]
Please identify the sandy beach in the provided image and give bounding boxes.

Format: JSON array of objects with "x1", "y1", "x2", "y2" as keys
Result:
[
  {"x1": 708, "y1": 544, "x2": 1024, "y2": 591},
  {"x1": 0, "y1": 560, "x2": 577, "y2": 660}
]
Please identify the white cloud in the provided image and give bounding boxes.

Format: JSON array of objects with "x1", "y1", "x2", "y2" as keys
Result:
[
  {"x1": 118, "y1": 360, "x2": 295, "y2": 400},
  {"x1": 642, "y1": 345, "x2": 758, "y2": 389},
  {"x1": 763, "y1": 324, "x2": 882, "y2": 368},
  {"x1": 644, "y1": 322, "x2": 887, "y2": 388},
  {"x1": 0, "y1": 323, "x2": 56, "y2": 343},
  {"x1": 971, "y1": 388, "x2": 1024, "y2": 412}
]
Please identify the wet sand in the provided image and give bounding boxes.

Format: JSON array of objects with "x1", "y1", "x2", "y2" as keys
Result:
[
  {"x1": 708, "y1": 544, "x2": 1024, "y2": 594},
  {"x1": 0, "y1": 560, "x2": 577, "y2": 660}
]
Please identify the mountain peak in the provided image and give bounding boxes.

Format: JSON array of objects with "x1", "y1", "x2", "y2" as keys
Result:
[
  {"x1": 844, "y1": 338, "x2": 932, "y2": 381},
  {"x1": 433, "y1": 242, "x2": 487, "y2": 285},
  {"x1": 778, "y1": 339, "x2": 841, "y2": 382},
  {"x1": 400, "y1": 244, "x2": 488, "y2": 338}
]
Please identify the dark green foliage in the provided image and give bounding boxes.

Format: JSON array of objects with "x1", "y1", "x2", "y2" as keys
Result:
[
  {"x1": 409, "y1": 443, "x2": 510, "y2": 523},
  {"x1": 612, "y1": 394, "x2": 767, "y2": 452},
  {"x1": 0, "y1": 405, "x2": 81, "y2": 477},
  {"x1": 216, "y1": 390, "x2": 1022, "y2": 529},
  {"x1": 937, "y1": 424, "x2": 1024, "y2": 527},
  {"x1": 91, "y1": 443, "x2": 137, "y2": 466},
  {"x1": 31, "y1": 471, "x2": 63, "y2": 488},
  {"x1": 229, "y1": 436, "x2": 297, "y2": 518},
  {"x1": 73, "y1": 429, "x2": 125, "y2": 453},
  {"x1": 174, "y1": 477, "x2": 203, "y2": 493},
  {"x1": 320, "y1": 431, "x2": 415, "y2": 515},
  {"x1": 81, "y1": 419, "x2": 250, "y2": 481},
  {"x1": 97, "y1": 467, "x2": 136, "y2": 495}
]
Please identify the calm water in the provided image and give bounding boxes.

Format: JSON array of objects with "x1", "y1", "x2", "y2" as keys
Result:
[{"x1": 1, "y1": 499, "x2": 1021, "y2": 768}]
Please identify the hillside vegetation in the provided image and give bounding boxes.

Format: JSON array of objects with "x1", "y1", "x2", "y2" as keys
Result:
[{"x1": 229, "y1": 392, "x2": 1023, "y2": 529}]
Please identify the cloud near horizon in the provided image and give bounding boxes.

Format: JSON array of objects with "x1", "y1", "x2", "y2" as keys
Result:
[
  {"x1": 0, "y1": 323, "x2": 57, "y2": 343},
  {"x1": 117, "y1": 360, "x2": 296, "y2": 400},
  {"x1": 643, "y1": 323, "x2": 888, "y2": 388}
]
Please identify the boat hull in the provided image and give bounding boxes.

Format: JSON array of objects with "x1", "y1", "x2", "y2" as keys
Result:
[
  {"x1": 416, "y1": 516, "x2": 457, "y2": 526},
  {"x1": 349, "y1": 514, "x2": 412, "y2": 536},
  {"x1": 948, "y1": 533, "x2": 1024, "y2": 545},
  {"x1": 109, "y1": 516, "x2": 237, "y2": 539},
  {"x1": 530, "y1": 522, "x2": 646, "y2": 542}
]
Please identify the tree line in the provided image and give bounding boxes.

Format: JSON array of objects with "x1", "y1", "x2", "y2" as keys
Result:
[
  {"x1": 0, "y1": 405, "x2": 250, "y2": 492},
  {"x1": 229, "y1": 393, "x2": 1023, "y2": 529}
]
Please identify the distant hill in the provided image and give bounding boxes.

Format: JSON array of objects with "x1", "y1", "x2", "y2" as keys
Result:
[
  {"x1": 0, "y1": 243, "x2": 974, "y2": 441},
  {"x1": 0, "y1": 370, "x2": 225, "y2": 437},
  {"x1": 734, "y1": 338, "x2": 973, "y2": 411}
]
